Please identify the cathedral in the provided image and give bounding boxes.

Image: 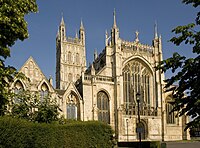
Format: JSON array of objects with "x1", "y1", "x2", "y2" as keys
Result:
[{"x1": 12, "y1": 11, "x2": 190, "y2": 142}]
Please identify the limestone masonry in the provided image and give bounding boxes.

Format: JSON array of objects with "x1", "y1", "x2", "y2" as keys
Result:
[{"x1": 12, "y1": 11, "x2": 190, "y2": 142}]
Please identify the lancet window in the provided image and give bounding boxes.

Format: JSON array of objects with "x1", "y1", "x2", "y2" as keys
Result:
[
  {"x1": 66, "y1": 92, "x2": 80, "y2": 120},
  {"x1": 76, "y1": 53, "x2": 79, "y2": 64},
  {"x1": 97, "y1": 91, "x2": 110, "y2": 124},
  {"x1": 68, "y1": 73, "x2": 73, "y2": 82},
  {"x1": 68, "y1": 51, "x2": 72, "y2": 63},
  {"x1": 14, "y1": 80, "x2": 24, "y2": 103},
  {"x1": 166, "y1": 96, "x2": 176, "y2": 124},
  {"x1": 40, "y1": 83, "x2": 49, "y2": 102}
]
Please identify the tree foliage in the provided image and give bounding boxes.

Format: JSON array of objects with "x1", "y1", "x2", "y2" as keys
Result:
[
  {"x1": 34, "y1": 95, "x2": 61, "y2": 123},
  {"x1": 0, "y1": 0, "x2": 38, "y2": 115},
  {"x1": 9, "y1": 90, "x2": 61, "y2": 123},
  {"x1": 157, "y1": 0, "x2": 200, "y2": 129}
]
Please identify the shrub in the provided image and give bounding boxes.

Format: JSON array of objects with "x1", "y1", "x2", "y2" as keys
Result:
[{"x1": 0, "y1": 117, "x2": 115, "y2": 148}]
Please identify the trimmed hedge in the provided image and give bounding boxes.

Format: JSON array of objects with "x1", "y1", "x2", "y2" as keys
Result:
[
  {"x1": 118, "y1": 141, "x2": 162, "y2": 148},
  {"x1": 0, "y1": 117, "x2": 115, "y2": 148}
]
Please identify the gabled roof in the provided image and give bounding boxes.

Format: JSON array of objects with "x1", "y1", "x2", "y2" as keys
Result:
[
  {"x1": 19, "y1": 56, "x2": 47, "y2": 82},
  {"x1": 63, "y1": 82, "x2": 83, "y2": 101}
]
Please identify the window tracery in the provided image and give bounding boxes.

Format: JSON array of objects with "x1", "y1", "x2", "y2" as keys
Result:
[
  {"x1": 14, "y1": 80, "x2": 24, "y2": 103},
  {"x1": 76, "y1": 53, "x2": 79, "y2": 64},
  {"x1": 166, "y1": 96, "x2": 176, "y2": 124},
  {"x1": 123, "y1": 60, "x2": 153, "y2": 115},
  {"x1": 40, "y1": 83, "x2": 49, "y2": 102},
  {"x1": 68, "y1": 51, "x2": 72, "y2": 63},
  {"x1": 97, "y1": 91, "x2": 110, "y2": 123},
  {"x1": 68, "y1": 73, "x2": 73, "y2": 82},
  {"x1": 66, "y1": 92, "x2": 79, "y2": 120}
]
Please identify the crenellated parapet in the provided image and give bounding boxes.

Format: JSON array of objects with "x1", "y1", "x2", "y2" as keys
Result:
[
  {"x1": 65, "y1": 37, "x2": 82, "y2": 45},
  {"x1": 121, "y1": 40, "x2": 153, "y2": 54}
]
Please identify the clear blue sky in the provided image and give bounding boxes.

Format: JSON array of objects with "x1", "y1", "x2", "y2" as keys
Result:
[{"x1": 6, "y1": 0, "x2": 197, "y2": 86}]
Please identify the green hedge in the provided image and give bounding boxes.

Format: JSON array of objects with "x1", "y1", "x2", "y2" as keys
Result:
[
  {"x1": 118, "y1": 141, "x2": 162, "y2": 148},
  {"x1": 0, "y1": 117, "x2": 115, "y2": 148}
]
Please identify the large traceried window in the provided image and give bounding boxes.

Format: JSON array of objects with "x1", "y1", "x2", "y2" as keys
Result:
[
  {"x1": 40, "y1": 83, "x2": 49, "y2": 102},
  {"x1": 166, "y1": 96, "x2": 176, "y2": 124},
  {"x1": 123, "y1": 60, "x2": 153, "y2": 115},
  {"x1": 66, "y1": 92, "x2": 80, "y2": 120},
  {"x1": 97, "y1": 91, "x2": 110, "y2": 124}
]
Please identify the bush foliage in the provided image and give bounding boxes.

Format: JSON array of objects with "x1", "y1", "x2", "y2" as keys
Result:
[{"x1": 0, "y1": 117, "x2": 115, "y2": 148}]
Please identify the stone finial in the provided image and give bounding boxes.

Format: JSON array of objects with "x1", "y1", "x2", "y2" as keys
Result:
[
  {"x1": 49, "y1": 75, "x2": 53, "y2": 86},
  {"x1": 135, "y1": 30, "x2": 139, "y2": 42},
  {"x1": 80, "y1": 19, "x2": 84, "y2": 30},
  {"x1": 94, "y1": 49, "x2": 98, "y2": 60},
  {"x1": 91, "y1": 64, "x2": 95, "y2": 75},
  {"x1": 75, "y1": 30, "x2": 78, "y2": 38},
  {"x1": 154, "y1": 21, "x2": 158, "y2": 39},
  {"x1": 105, "y1": 30, "x2": 108, "y2": 46},
  {"x1": 60, "y1": 13, "x2": 65, "y2": 26}
]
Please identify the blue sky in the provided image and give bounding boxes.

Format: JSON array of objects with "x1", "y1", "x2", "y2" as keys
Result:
[{"x1": 6, "y1": 0, "x2": 197, "y2": 86}]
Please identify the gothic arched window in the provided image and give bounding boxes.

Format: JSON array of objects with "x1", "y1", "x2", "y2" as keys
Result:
[
  {"x1": 40, "y1": 83, "x2": 49, "y2": 102},
  {"x1": 122, "y1": 60, "x2": 153, "y2": 114},
  {"x1": 68, "y1": 73, "x2": 73, "y2": 82},
  {"x1": 14, "y1": 80, "x2": 24, "y2": 103},
  {"x1": 66, "y1": 92, "x2": 80, "y2": 120},
  {"x1": 68, "y1": 51, "x2": 72, "y2": 64},
  {"x1": 64, "y1": 53, "x2": 67, "y2": 62},
  {"x1": 166, "y1": 96, "x2": 176, "y2": 124},
  {"x1": 76, "y1": 53, "x2": 79, "y2": 64},
  {"x1": 97, "y1": 91, "x2": 110, "y2": 124}
]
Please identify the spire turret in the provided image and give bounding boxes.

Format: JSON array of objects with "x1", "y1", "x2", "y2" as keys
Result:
[
  {"x1": 111, "y1": 9, "x2": 119, "y2": 45},
  {"x1": 113, "y1": 9, "x2": 117, "y2": 28},
  {"x1": 58, "y1": 15, "x2": 66, "y2": 41},
  {"x1": 105, "y1": 30, "x2": 109, "y2": 46},
  {"x1": 154, "y1": 21, "x2": 158, "y2": 39},
  {"x1": 75, "y1": 30, "x2": 78, "y2": 39},
  {"x1": 80, "y1": 19, "x2": 84, "y2": 30},
  {"x1": 94, "y1": 49, "x2": 98, "y2": 60},
  {"x1": 79, "y1": 19, "x2": 85, "y2": 45},
  {"x1": 60, "y1": 15, "x2": 65, "y2": 26}
]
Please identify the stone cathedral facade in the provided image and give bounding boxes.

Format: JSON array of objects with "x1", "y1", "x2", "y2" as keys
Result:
[{"x1": 12, "y1": 12, "x2": 190, "y2": 142}]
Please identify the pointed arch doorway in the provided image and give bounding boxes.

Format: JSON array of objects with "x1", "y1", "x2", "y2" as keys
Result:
[{"x1": 137, "y1": 120, "x2": 148, "y2": 140}]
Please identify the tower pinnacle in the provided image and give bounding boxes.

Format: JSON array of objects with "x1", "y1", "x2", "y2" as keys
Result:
[
  {"x1": 113, "y1": 9, "x2": 117, "y2": 28},
  {"x1": 154, "y1": 21, "x2": 158, "y2": 39},
  {"x1": 60, "y1": 14, "x2": 65, "y2": 26},
  {"x1": 80, "y1": 19, "x2": 84, "y2": 30}
]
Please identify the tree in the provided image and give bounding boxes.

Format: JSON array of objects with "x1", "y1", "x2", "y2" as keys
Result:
[
  {"x1": 0, "y1": 0, "x2": 38, "y2": 115},
  {"x1": 10, "y1": 90, "x2": 39, "y2": 120},
  {"x1": 157, "y1": 0, "x2": 200, "y2": 129},
  {"x1": 10, "y1": 90, "x2": 61, "y2": 123},
  {"x1": 34, "y1": 95, "x2": 61, "y2": 123}
]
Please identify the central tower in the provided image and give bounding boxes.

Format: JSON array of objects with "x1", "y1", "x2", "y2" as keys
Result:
[{"x1": 56, "y1": 17, "x2": 86, "y2": 89}]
